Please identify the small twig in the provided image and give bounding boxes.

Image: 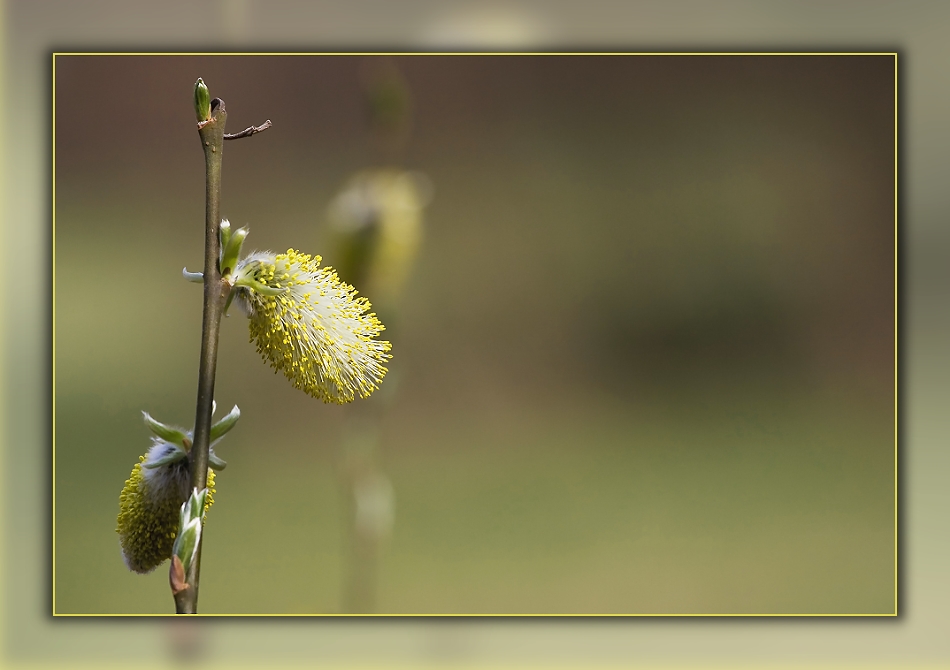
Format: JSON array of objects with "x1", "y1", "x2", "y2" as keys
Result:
[{"x1": 224, "y1": 120, "x2": 272, "y2": 140}]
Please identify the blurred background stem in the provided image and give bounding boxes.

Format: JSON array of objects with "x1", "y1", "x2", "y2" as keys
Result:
[
  {"x1": 339, "y1": 404, "x2": 388, "y2": 612},
  {"x1": 334, "y1": 59, "x2": 419, "y2": 613}
]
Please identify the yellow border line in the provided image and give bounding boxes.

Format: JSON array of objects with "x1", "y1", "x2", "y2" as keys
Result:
[
  {"x1": 50, "y1": 52, "x2": 899, "y2": 617},
  {"x1": 0, "y1": 2, "x2": 5, "y2": 644},
  {"x1": 894, "y1": 52, "x2": 900, "y2": 616},
  {"x1": 53, "y1": 612, "x2": 896, "y2": 617},
  {"x1": 52, "y1": 52, "x2": 57, "y2": 616},
  {"x1": 53, "y1": 612, "x2": 896, "y2": 619},
  {"x1": 50, "y1": 51, "x2": 897, "y2": 56}
]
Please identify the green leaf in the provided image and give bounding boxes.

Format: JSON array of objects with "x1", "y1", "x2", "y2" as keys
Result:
[
  {"x1": 222, "y1": 287, "x2": 237, "y2": 317},
  {"x1": 188, "y1": 488, "x2": 208, "y2": 521},
  {"x1": 209, "y1": 405, "x2": 241, "y2": 441},
  {"x1": 142, "y1": 412, "x2": 188, "y2": 446},
  {"x1": 220, "y1": 227, "x2": 248, "y2": 276},
  {"x1": 233, "y1": 276, "x2": 288, "y2": 297},
  {"x1": 182, "y1": 267, "x2": 204, "y2": 283},
  {"x1": 218, "y1": 220, "x2": 232, "y2": 270},
  {"x1": 173, "y1": 518, "x2": 200, "y2": 575},
  {"x1": 208, "y1": 451, "x2": 227, "y2": 471}
]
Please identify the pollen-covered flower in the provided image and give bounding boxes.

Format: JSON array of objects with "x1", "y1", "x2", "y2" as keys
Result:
[
  {"x1": 182, "y1": 222, "x2": 392, "y2": 404},
  {"x1": 117, "y1": 455, "x2": 215, "y2": 574},
  {"x1": 231, "y1": 249, "x2": 392, "y2": 404},
  {"x1": 116, "y1": 406, "x2": 238, "y2": 574}
]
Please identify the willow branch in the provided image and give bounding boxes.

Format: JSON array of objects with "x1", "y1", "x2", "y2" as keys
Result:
[{"x1": 179, "y1": 97, "x2": 229, "y2": 614}]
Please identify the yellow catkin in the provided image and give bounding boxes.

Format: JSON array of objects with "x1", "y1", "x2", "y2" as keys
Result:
[
  {"x1": 116, "y1": 457, "x2": 215, "y2": 574},
  {"x1": 237, "y1": 250, "x2": 392, "y2": 404}
]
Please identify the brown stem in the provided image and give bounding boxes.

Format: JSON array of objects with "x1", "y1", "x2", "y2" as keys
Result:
[{"x1": 178, "y1": 97, "x2": 228, "y2": 615}]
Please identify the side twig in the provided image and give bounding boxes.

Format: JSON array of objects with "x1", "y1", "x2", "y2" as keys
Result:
[{"x1": 224, "y1": 119, "x2": 272, "y2": 140}]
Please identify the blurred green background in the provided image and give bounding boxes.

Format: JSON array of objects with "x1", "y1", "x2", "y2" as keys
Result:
[{"x1": 53, "y1": 55, "x2": 894, "y2": 615}]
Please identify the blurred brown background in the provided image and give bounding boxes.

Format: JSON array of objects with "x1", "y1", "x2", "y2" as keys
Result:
[{"x1": 53, "y1": 54, "x2": 895, "y2": 615}]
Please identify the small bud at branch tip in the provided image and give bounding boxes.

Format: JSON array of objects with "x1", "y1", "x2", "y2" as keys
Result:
[{"x1": 194, "y1": 78, "x2": 211, "y2": 123}]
